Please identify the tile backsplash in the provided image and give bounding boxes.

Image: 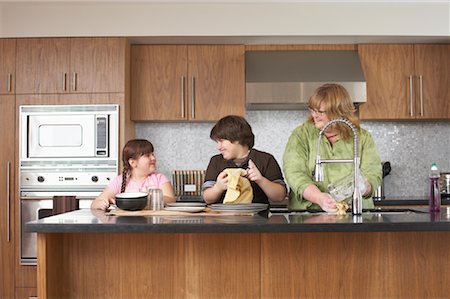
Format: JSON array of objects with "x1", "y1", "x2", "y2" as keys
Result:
[{"x1": 136, "y1": 110, "x2": 450, "y2": 199}]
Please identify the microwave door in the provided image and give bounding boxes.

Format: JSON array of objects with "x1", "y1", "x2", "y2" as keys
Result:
[{"x1": 27, "y1": 115, "x2": 95, "y2": 158}]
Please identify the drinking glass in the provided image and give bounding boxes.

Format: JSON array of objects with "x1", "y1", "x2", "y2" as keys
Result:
[{"x1": 148, "y1": 188, "x2": 164, "y2": 210}]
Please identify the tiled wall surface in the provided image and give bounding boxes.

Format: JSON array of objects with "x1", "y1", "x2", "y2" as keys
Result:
[{"x1": 136, "y1": 110, "x2": 450, "y2": 199}]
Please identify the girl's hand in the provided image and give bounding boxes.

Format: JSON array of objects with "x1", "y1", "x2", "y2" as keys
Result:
[
  {"x1": 215, "y1": 171, "x2": 228, "y2": 191},
  {"x1": 246, "y1": 159, "x2": 263, "y2": 183},
  {"x1": 91, "y1": 197, "x2": 115, "y2": 211}
]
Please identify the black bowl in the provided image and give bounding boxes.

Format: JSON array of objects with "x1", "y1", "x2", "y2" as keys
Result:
[{"x1": 115, "y1": 192, "x2": 148, "y2": 211}]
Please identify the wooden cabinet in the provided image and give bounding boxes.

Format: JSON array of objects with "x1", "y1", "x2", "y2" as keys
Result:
[
  {"x1": 359, "y1": 44, "x2": 450, "y2": 120},
  {"x1": 131, "y1": 45, "x2": 245, "y2": 121},
  {"x1": 16, "y1": 37, "x2": 127, "y2": 94},
  {"x1": 0, "y1": 95, "x2": 15, "y2": 299},
  {"x1": 0, "y1": 39, "x2": 15, "y2": 94}
]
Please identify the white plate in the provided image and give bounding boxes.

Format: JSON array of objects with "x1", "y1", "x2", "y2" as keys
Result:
[
  {"x1": 164, "y1": 206, "x2": 205, "y2": 213},
  {"x1": 166, "y1": 202, "x2": 206, "y2": 208}
]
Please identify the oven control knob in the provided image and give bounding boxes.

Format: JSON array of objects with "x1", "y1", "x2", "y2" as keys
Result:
[
  {"x1": 37, "y1": 176, "x2": 45, "y2": 183},
  {"x1": 91, "y1": 176, "x2": 99, "y2": 182}
]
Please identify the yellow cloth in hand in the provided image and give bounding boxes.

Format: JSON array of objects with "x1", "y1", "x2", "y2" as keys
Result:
[{"x1": 223, "y1": 168, "x2": 253, "y2": 204}]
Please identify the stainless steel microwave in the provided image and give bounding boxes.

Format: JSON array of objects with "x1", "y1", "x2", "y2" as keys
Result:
[{"x1": 19, "y1": 105, "x2": 119, "y2": 162}]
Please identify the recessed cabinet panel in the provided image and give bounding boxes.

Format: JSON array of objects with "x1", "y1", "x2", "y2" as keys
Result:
[
  {"x1": 0, "y1": 95, "x2": 15, "y2": 298},
  {"x1": 131, "y1": 45, "x2": 245, "y2": 121},
  {"x1": 131, "y1": 45, "x2": 187, "y2": 121},
  {"x1": 16, "y1": 38, "x2": 69, "y2": 94},
  {"x1": 359, "y1": 44, "x2": 450, "y2": 120},
  {"x1": 16, "y1": 38, "x2": 127, "y2": 94},
  {"x1": 0, "y1": 39, "x2": 16, "y2": 95}
]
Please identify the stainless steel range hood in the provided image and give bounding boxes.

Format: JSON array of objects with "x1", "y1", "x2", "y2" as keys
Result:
[{"x1": 245, "y1": 51, "x2": 366, "y2": 110}]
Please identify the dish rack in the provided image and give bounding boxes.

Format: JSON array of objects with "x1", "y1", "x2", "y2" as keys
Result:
[{"x1": 172, "y1": 170, "x2": 205, "y2": 197}]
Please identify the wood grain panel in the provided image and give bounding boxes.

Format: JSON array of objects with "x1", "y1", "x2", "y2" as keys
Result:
[
  {"x1": 0, "y1": 39, "x2": 16, "y2": 94},
  {"x1": 414, "y1": 44, "x2": 450, "y2": 119},
  {"x1": 16, "y1": 38, "x2": 70, "y2": 94},
  {"x1": 261, "y1": 232, "x2": 450, "y2": 298},
  {"x1": 131, "y1": 45, "x2": 187, "y2": 121},
  {"x1": 246, "y1": 44, "x2": 357, "y2": 51},
  {"x1": 185, "y1": 233, "x2": 260, "y2": 298},
  {"x1": 70, "y1": 38, "x2": 127, "y2": 93},
  {"x1": 188, "y1": 45, "x2": 245, "y2": 121},
  {"x1": 358, "y1": 44, "x2": 415, "y2": 120},
  {"x1": 36, "y1": 233, "x2": 260, "y2": 298},
  {"x1": 15, "y1": 287, "x2": 37, "y2": 299},
  {"x1": 0, "y1": 95, "x2": 15, "y2": 299}
]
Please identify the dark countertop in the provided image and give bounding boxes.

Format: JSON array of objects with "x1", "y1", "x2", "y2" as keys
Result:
[{"x1": 26, "y1": 206, "x2": 450, "y2": 234}]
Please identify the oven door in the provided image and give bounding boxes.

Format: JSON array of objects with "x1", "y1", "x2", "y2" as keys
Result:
[
  {"x1": 27, "y1": 114, "x2": 95, "y2": 158},
  {"x1": 20, "y1": 194, "x2": 94, "y2": 265}
]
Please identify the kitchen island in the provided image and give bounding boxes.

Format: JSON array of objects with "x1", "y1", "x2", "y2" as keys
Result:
[{"x1": 27, "y1": 207, "x2": 450, "y2": 298}]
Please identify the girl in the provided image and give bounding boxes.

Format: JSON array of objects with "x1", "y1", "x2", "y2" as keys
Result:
[{"x1": 91, "y1": 139, "x2": 175, "y2": 210}]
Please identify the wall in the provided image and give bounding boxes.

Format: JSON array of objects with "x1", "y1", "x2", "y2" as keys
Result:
[
  {"x1": 0, "y1": 2, "x2": 448, "y2": 39},
  {"x1": 136, "y1": 110, "x2": 450, "y2": 199}
]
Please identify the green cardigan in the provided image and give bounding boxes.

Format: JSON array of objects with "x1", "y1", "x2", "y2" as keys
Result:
[{"x1": 283, "y1": 121, "x2": 382, "y2": 210}]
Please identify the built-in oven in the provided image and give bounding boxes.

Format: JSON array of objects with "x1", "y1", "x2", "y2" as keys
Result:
[{"x1": 20, "y1": 191, "x2": 101, "y2": 265}]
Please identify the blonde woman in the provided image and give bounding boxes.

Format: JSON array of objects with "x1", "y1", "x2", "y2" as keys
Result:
[{"x1": 283, "y1": 83, "x2": 382, "y2": 213}]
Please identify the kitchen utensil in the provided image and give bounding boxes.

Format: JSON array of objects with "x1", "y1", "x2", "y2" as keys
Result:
[{"x1": 115, "y1": 192, "x2": 148, "y2": 211}]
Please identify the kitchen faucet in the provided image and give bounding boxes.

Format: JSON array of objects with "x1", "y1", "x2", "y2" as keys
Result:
[{"x1": 314, "y1": 118, "x2": 362, "y2": 215}]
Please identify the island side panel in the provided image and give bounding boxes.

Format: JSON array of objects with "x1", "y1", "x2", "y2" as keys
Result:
[
  {"x1": 37, "y1": 233, "x2": 65, "y2": 299},
  {"x1": 37, "y1": 232, "x2": 261, "y2": 298},
  {"x1": 261, "y1": 232, "x2": 450, "y2": 298}
]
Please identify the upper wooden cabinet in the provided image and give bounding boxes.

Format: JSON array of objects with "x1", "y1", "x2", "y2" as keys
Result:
[
  {"x1": 0, "y1": 39, "x2": 15, "y2": 94},
  {"x1": 359, "y1": 44, "x2": 450, "y2": 120},
  {"x1": 131, "y1": 45, "x2": 245, "y2": 121},
  {"x1": 16, "y1": 37, "x2": 128, "y2": 94}
]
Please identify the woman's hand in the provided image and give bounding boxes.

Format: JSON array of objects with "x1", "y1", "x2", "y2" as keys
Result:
[{"x1": 319, "y1": 193, "x2": 338, "y2": 213}]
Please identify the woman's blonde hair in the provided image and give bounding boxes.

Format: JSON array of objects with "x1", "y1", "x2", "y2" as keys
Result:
[{"x1": 307, "y1": 83, "x2": 360, "y2": 140}]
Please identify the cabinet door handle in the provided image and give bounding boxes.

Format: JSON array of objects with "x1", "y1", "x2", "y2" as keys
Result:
[
  {"x1": 7, "y1": 73, "x2": 12, "y2": 93},
  {"x1": 419, "y1": 75, "x2": 423, "y2": 117},
  {"x1": 6, "y1": 161, "x2": 11, "y2": 242},
  {"x1": 191, "y1": 77, "x2": 195, "y2": 119},
  {"x1": 62, "y1": 73, "x2": 67, "y2": 91},
  {"x1": 181, "y1": 76, "x2": 185, "y2": 118},
  {"x1": 72, "y1": 72, "x2": 77, "y2": 91},
  {"x1": 409, "y1": 75, "x2": 414, "y2": 117}
]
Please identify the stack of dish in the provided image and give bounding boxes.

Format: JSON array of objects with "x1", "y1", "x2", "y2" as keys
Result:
[
  {"x1": 209, "y1": 203, "x2": 268, "y2": 214},
  {"x1": 164, "y1": 202, "x2": 206, "y2": 213}
]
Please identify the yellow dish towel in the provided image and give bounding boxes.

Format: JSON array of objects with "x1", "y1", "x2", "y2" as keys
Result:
[{"x1": 223, "y1": 168, "x2": 253, "y2": 204}]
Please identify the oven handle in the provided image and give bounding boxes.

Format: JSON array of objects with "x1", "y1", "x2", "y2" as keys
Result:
[{"x1": 20, "y1": 191, "x2": 101, "y2": 199}]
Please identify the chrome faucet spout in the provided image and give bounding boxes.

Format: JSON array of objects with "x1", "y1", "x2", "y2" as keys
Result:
[{"x1": 314, "y1": 118, "x2": 362, "y2": 215}]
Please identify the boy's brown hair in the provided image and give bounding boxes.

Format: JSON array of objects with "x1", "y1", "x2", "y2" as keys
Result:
[{"x1": 210, "y1": 115, "x2": 254, "y2": 148}]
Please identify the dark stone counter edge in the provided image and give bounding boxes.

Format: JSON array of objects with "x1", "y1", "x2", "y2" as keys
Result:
[{"x1": 25, "y1": 222, "x2": 450, "y2": 234}]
